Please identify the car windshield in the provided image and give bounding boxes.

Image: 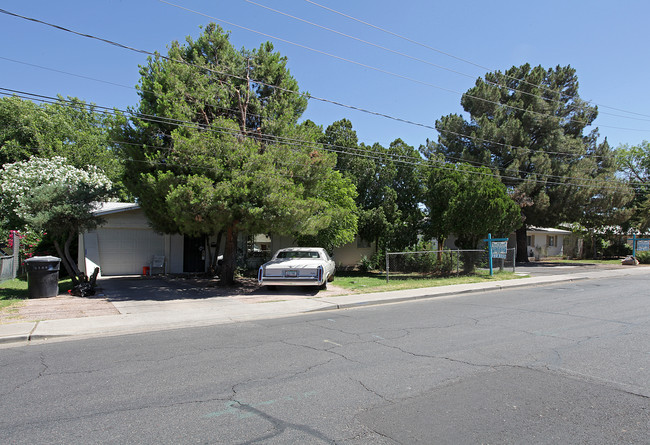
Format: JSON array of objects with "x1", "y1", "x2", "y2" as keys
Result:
[{"x1": 276, "y1": 251, "x2": 320, "y2": 259}]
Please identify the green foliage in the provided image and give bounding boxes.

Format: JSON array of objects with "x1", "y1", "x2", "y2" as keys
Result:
[
  {"x1": 424, "y1": 163, "x2": 521, "y2": 249},
  {"x1": 5, "y1": 229, "x2": 45, "y2": 265},
  {"x1": 324, "y1": 119, "x2": 423, "y2": 253},
  {"x1": 0, "y1": 157, "x2": 112, "y2": 233},
  {"x1": 0, "y1": 157, "x2": 113, "y2": 280},
  {"x1": 602, "y1": 238, "x2": 632, "y2": 258},
  {"x1": 616, "y1": 141, "x2": 650, "y2": 231},
  {"x1": 0, "y1": 96, "x2": 126, "y2": 197},
  {"x1": 117, "y1": 24, "x2": 357, "y2": 283},
  {"x1": 636, "y1": 251, "x2": 650, "y2": 264}
]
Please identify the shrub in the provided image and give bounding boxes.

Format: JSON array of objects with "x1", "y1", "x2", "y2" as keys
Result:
[{"x1": 636, "y1": 251, "x2": 650, "y2": 264}]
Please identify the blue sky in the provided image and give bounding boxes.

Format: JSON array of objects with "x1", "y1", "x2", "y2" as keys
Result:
[{"x1": 2, "y1": 0, "x2": 649, "y2": 150}]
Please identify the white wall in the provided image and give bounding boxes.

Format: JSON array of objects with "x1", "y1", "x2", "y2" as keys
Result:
[{"x1": 269, "y1": 234, "x2": 374, "y2": 267}]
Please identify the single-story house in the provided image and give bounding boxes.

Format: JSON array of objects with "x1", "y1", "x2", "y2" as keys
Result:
[
  {"x1": 522, "y1": 226, "x2": 573, "y2": 259},
  {"x1": 79, "y1": 203, "x2": 375, "y2": 277}
]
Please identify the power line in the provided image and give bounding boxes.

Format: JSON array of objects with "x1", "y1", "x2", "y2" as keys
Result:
[
  {"x1": 0, "y1": 52, "x2": 615, "y2": 162},
  {"x1": 159, "y1": 0, "x2": 640, "y2": 132},
  {"x1": 1, "y1": 7, "x2": 643, "y2": 158},
  {"x1": 303, "y1": 0, "x2": 650, "y2": 121},
  {"x1": 0, "y1": 86, "x2": 631, "y2": 189},
  {"x1": 1, "y1": 87, "x2": 637, "y2": 192},
  {"x1": 247, "y1": 0, "x2": 650, "y2": 124}
]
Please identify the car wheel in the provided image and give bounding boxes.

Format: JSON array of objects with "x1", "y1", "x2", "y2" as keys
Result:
[
  {"x1": 327, "y1": 274, "x2": 334, "y2": 282},
  {"x1": 319, "y1": 281, "x2": 328, "y2": 290}
]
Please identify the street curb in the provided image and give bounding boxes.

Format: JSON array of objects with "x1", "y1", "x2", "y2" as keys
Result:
[
  {"x1": 0, "y1": 335, "x2": 29, "y2": 344},
  {"x1": 309, "y1": 275, "x2": 591, "y2": 311},
  {"x1": 1, "y1": 268, "x2": 646, "y2": 346}
]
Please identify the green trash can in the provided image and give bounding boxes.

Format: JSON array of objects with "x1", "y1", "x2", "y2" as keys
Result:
[{"x1": 25, "y1": 256, "x2": 61, "y2": 298}]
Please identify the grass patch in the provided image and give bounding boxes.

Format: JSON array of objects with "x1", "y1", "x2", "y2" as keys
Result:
[
  {"x1": 0, "y1": 277, "x2": 74, "y2": 309},
  {"x1": 333, "y1": 270, "x2": 525, "y2": 294}
]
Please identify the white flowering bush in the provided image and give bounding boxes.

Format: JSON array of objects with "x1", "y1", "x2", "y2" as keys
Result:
[
  {"x1": 0, "y1": 156, "x2": 112, "y2": 221},
  {"x1": 0, "y1": 156, "x2": 113, "y2": 281}
]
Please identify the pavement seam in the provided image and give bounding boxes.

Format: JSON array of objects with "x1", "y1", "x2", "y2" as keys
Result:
[{"x1": 27, "y1": 321, "x2": 39, "y2": 342}]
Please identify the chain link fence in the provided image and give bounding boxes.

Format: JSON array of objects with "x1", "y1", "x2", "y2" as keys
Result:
[{"x1": 385, "y1": 248, "x2": 516, "y2": 282}]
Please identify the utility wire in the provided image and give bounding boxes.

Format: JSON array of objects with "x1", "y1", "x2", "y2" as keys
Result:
[
  {"x1": 0, "y1": 53, "x2": 617, "y2": 161},
  {"x1": 0, "y1": 8, "x2": 642, "y2": 157},
  {"x1": 0, "y1": 86, "x2": 631, "y2": 189},
  {"x1": 0, "y1": 87, "x2": 637, "y2": 191},
  {"x1": 303, "y1": 0, "x2": 650, "y2": 120},
  {"x1": 247, "y1": 0, "x2": 650, "y2": 124},
  {"x1": 158, "y1": 1, "x2": 649, "y2": 132}
]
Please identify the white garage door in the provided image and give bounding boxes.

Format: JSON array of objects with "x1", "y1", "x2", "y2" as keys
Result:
[{"x1": 97, "y1": 229, "x2": 164, "y2": 275}]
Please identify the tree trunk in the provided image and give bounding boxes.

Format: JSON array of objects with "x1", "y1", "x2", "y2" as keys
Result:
[
  {"x1": 516, "y1": 225, "x2": 529, "y2": 263},
  {"x1": 53, "y1": 239, "x2": 80, "y2": 285},
  {"x1": 64, "y1": 230, "x2": 83, "y2": 279},
  {"x1": 220, "y1": 223, "x2": 238, "y2": 285}
]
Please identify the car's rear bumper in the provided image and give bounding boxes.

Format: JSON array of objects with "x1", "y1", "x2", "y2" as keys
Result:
[{"x1": 258, "y1": 278, "x2": 323, "y2": 287}]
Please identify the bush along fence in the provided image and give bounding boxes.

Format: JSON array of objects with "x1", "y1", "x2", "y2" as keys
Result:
[{"x1": 385, "y1": 247, "x2": 516, "y2": 283}]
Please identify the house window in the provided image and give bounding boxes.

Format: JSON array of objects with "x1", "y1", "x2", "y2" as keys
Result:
[
  {"x1": 527, "y1": 235, "x2": 532, "y2": 246},
  {"x1": 357, "y1": 237, "x2": 371, "y2": 248},
  {"x1": 547, "y1": 235, "x2": 557, "y2": 247}
]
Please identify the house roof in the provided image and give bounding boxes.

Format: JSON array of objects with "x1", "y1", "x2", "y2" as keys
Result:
[
  {"x1": 92, "y1": 202, "x2": 140, "y2": 216},
  {"x1": 527, "y1": 226, "x2": 572, "y2": 235}
]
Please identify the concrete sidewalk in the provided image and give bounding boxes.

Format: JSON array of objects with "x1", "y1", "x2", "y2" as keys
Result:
[{"x1": 1, "y1": 266, "x2": 648, "y2": 347}]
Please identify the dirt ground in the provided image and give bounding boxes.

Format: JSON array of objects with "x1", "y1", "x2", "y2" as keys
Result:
[{"x1": 0, "y1": 294, "x2": 119, "y2": 324}]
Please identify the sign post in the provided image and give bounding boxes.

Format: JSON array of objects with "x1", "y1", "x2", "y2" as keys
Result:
[
  {"x1": 632, "y1": 234, "x2": 650, "y2": 257},
  {"x1": 482, "y1": 233, "x2": 509, "y2": 276}
]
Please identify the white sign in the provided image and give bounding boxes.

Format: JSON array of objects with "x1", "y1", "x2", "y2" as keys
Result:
[
  {"x1": 637, "y1": 240, "x2": 650, "y2": 252},
  {"x1": 492, "y1": 241, "x2": 507, "y2": 259}
]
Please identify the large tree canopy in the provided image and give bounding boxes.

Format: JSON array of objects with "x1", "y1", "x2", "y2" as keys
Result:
[
  {"x1": 116, "y1": 24, "x2": 357, "y2": 283},
  {"x1": 432, "y1": 64, "x2": 631, "y2": 261}
]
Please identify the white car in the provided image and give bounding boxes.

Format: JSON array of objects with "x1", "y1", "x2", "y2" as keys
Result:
[{"x1": 258, "y1": 247, "x2": 335, "y2": 289}]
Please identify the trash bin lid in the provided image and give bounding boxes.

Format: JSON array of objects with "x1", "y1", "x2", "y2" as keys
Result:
[{"x1": 24, "y1": 255, "x2": 61, "y2": 263}]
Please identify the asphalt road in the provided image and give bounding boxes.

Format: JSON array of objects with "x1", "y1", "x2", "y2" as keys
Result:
[{"x1": 1, "y1": 274, "x2": 648, "y2": 444}]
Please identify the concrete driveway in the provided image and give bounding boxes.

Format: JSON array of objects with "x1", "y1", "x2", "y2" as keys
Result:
[{"x1": 99, "y1": 275, "x2": 350, "y2": 315}]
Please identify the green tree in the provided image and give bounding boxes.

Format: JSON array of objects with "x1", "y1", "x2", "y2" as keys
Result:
[
  {"x1": 0, "y1": 157, "x2": 113, "y2": 283},
  {"x1": 0, "y1": 96, "x2": 125, "y2": 196},
  {"x1": 423, "y1": 163, "x2": 521, "y2": 272},
  {"x1": 322, "y1": 119, "x2": 424, "y2": 255},
  {"x1": 424, "y1": 163, "x2": 521, "y2": 247},
  {"x1": 116, "y1": 24, "x2": 357, "y2": 284},
  {"x1": 616, "y1": 141, "x2": 650, "y2": 231},
  {"x1": 432, "y1": 64, "x2": 631, "y2": 261}
]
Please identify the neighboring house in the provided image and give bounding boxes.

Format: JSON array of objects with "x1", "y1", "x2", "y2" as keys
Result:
[
  {"x1": 522, "y1": 227, "x2": 572, "y2": 258},
  {"x1": 79, "y1": 203, "x2": 375, "y2": 277}
]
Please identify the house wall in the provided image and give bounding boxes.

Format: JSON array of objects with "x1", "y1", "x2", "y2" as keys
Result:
[
  {"x1": 333, "y1": 238, "x2": 375, "y2": 268},
  {"x1": 270, "y1": 234, "x2": 374, "y2": 268},
  {"x1": 525, "y1": 231, "x2": 568, "y2": 258},
  {"x1": 80, "y1": 209, "x2": 187, "y2": 276}
]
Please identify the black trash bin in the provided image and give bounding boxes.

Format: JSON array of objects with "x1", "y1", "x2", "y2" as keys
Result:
[{"x1": 25, "y1": 256, "x2": 61, "y2": 298}]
